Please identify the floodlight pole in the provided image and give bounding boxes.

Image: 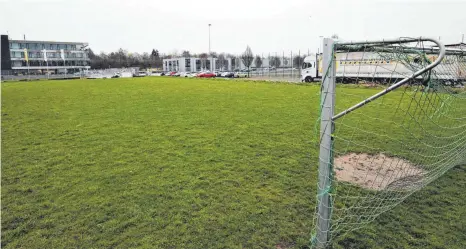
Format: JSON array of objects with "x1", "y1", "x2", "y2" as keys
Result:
[
  {"x1": 208, "y1": 24, "x2": 211, "y2": 54},
  {"x1": 315, "y1": 38, "x2": 335, "y2": 249},
  {"x1": 208, "y1": 23, "x2": 212, "y2": 71}
]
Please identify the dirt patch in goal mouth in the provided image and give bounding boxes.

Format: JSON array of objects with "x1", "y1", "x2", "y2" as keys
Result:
[{"x1": 334, "y1": 153, "x2": 424, "y2": 191}]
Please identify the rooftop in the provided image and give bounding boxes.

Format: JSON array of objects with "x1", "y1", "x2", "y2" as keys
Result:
[{"x1": 9, "y1": 39, "x2": 88, "y2": 45}]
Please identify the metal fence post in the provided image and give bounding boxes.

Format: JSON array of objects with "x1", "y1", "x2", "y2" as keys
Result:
[{"x1": 316, "y1": 38, "x2": 335, "y2": 248}]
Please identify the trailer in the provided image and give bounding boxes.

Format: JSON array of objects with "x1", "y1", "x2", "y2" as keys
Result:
[{"x1": 300, "y1": 48, "x2": 465, "y2": 85}]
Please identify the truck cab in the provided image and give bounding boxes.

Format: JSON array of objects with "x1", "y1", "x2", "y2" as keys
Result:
[{"x1": 301, "y1": 54, "x2": 320, "y2": 82}]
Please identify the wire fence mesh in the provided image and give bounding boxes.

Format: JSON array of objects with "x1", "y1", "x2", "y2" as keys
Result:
[{"x1": 312, "y1": 38, "x2": 466, "y2": 248}]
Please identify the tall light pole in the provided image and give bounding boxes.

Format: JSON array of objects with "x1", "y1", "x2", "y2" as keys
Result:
[
  {"x1": 208, "y1": 24, "x2": 211, "y2": 55},
  {"x1": 319, "y1": 36, "x2": 323, "y2": 54}
]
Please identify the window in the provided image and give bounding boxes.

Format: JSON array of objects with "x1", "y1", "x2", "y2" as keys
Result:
[
  {"x1": 11, "y1": 43, "x2": 19, "y2": 49},
  {"x1": 71, "y1": 45, "x2": 76, "y2": 50},
  {"x1": 307, "y1": 62, "x2": 311, "y2": 68}
]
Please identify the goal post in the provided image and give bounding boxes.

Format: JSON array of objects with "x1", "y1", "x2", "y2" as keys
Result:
[
  {"x1": 315, "y1": 38, "x2": 336, "y2": 248},
  {"x1": 312, "y1": 37, "x2": 466, "y2": 248}
]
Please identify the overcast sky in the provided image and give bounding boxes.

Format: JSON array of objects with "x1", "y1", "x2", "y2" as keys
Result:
[{"x1": 1, "y1": 0, "x2": 465, "y2": 55}]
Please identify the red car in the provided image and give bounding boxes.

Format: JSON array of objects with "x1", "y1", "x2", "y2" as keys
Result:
[
  {"x1": 169, "y1": 71, "x2": 177, "y2": 76},
  {"x1": 197, "y1": 72, "x2": 216, "y2": 78}
]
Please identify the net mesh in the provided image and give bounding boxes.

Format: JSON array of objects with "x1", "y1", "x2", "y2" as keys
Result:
[{"x1": 312, "y1": 38, "x2": 466, "y2": 247}]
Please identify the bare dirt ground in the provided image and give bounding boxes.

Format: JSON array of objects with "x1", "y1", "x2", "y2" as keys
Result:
[{"x1": 334, "y1": 153, "x2": 424, "y2": 191}]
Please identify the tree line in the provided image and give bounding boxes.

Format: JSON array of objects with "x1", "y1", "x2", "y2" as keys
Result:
[{"x1": 87, "y1": 48, "x2": 164, "y2": 69}]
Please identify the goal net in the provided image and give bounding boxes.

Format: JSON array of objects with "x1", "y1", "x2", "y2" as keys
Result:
[{"x1": 312, "y1": 37, "x2": 466, "y2": 248}]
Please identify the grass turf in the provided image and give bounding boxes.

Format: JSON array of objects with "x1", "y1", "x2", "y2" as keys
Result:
[{"x1": 1, "y1": 77, "x2": 465, "y2": 248}]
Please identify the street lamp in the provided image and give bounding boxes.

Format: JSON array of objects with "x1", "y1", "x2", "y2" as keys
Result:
[
  {"x1": 208, "y1": 23, "x2": 212, "y2": 71},
  {"x1": 319, "y1": 36, "x2": 323, "y2": 54},
  {"x1": 208, "y1": 24, "x2": 211, "y2": 54}
]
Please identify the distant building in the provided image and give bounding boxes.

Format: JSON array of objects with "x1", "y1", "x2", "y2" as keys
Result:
[
  {"x1": 1, "y1": 35, "x2": 90, "y2": 75},
  {"x1": 162, "y1": 55, "x2": 301, "y2": 72},
  {"x1": 163, "y1": 57, "x2": 235, "y2": 72}
]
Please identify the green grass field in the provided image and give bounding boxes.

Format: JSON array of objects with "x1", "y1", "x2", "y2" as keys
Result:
[{"x1": 2, "y1": 77, "x2": 465, "y2": 248}]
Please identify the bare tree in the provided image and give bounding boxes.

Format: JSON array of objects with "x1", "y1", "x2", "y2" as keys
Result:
[
  {"x1": 217, "y1": 53, "x2": 227, "y2": 71},
  {"x1": 283, "y1": 57, "x2": 289, "y2": 67},
  {"x1": 293, "y1": 55, "x2": 305, "y2": 69},
  {"x1": 254, "y1": 55, "x2": 263, "y2": 69},
  {"x1": 181, "y1": 50, "x2": 191, "y2": 57},
  {"x1": 150, "y1": 49, "x2": 161, "y2": 68},
  {"x1": 142, "y1": 52, "x2": 150, "y2": 68},
  {"x1": 209, "y1": 51, "x2": 218, "y2": 58},
  {"x1": 270, "y1": 56, "x2": 281, "y2": 68},
  {"x1": 241, "y1": 45, "x2": 254, "y2": 77},
  {"x1": 199, "y1": 53, "x2": 208, "y2": 70}
]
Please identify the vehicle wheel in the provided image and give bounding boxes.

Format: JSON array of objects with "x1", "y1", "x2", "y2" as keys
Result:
[{"x1": 305, "y1": 76, "x2": 313, "y2": 82}]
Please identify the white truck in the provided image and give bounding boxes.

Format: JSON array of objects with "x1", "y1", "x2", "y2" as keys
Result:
[
  {"x1": 300, "y1": 50, "x2": 465, "y2": 85},
  {"x1": 300, "y1": 54, "x2": 319, "y2": 82}
]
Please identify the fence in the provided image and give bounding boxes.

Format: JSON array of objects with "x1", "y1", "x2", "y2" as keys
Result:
[
  {"x1": 312, "y1": 37, "x2": 466, "y2": 248},
  {"x1": 245, "y1": 50, "x2": 314, "y2": 82},
  {"x1": 0, "y1": 68, "x2": 141, "y2": 81},
  {"x1": 1, "y1": 70, "x2": 85, "y2": 81}
]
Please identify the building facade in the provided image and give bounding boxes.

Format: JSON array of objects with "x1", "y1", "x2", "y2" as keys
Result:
[
  {"x1": 162, "y1": 55, "x2": 299, "y2": 72},
  {"x1": 1, "y1": 35, "x2": 90, "y2": 74},
  {"x1": 163, "y1": 57, "x2": 234, "y2": 73}
]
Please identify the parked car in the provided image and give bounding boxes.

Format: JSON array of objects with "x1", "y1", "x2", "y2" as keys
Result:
[
  {"x1": 151, "y1": 72, "x2": 165, "y2": 76},
  {"x1": 221, "y1": 72, "x2": 235, "y2": 78},
  {"x1": 168, "y1": 71, "x2": 177, "y2": 76},
  {"x1": 197, "y1": 72, "x2": 216, "y2": 78},
  {"x1": 235, "y1": 72, "x2": 248, "y2": 78},
  {"x1": 138, "y1": 71, "x2": 148, "y2": 76},
  {"x1": 180, "y1": 72, "x2": 196, "y2": 77},
  {"x1": 173, "y1": 72, "x2": 181, "y2": 77}
]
